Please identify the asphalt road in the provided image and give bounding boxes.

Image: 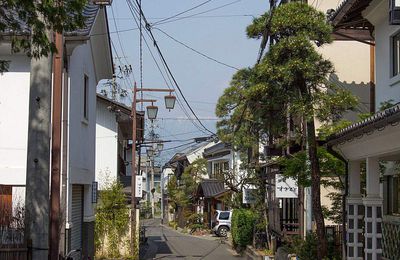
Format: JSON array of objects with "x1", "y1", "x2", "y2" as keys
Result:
[{"x1": 139, "y1": 219, "x2": 245, "y2": 260}]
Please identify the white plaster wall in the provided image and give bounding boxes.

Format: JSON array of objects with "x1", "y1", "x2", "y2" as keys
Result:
[
  {"x1": 68, "y1": 42, "x2": 97, "y2": 186},
  {"x1": 313, "y1": 0, "x2": 371, "y2": 119},
  {"x1": 186, "y1": 142, "x2": 214, "y2": 163},
  {"x1": 365, "y1": 0, "x2": 400, "y2": 109},
  {"x1": 162, "y1": 168, "x2": 174, "y2": 189},
  {"x1": 0, "y1": 53, "x2": 31, "y2": 186},
  {"x1": 95, "y1": 100, "x2": 118, "y2": 189}
]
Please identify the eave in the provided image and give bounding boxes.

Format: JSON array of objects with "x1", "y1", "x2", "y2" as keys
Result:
[{"x1": 329, "y1": 0, "x2": 374, "y2": 42}]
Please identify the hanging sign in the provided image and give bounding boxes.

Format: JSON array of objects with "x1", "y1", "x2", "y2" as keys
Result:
[
  {"x1": 243, "y1": 188, "x2": 257, "y2": 204},
  {"x1": 275, "y1": 174, "x2": 298, "y2": 198},
  {"x1": 135, "y1": 175, "x2": 143, "y2": 198}
]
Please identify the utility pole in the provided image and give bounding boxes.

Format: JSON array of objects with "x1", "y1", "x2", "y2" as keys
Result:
[
  {"x1": 24, "y1": 16, "x2": 52, "y2": 260},
  {"x1": 49, "y1": 30, "x2": 63, "y2": 260},
  {"x1": 151, "y1": 159, "x2": 155, "y2": 217},
  {"x1": 130, "y1": 85, "x2": 175, "y2": 258}
]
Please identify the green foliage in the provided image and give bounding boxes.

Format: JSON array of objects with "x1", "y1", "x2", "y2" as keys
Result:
[
  {"x1": 167, "y1": 158, "x2": 207, "y2": 209},
  {"x1": 379, "y1": 99, "x2": 396, "y2": 111},
  {"x1": 285, "y1": 232, "x2": 341, "y2": 260},
  {"x1": 95, "y1": 181, "x2": 129, "y2": 258},
  {"x1": 269, "y1": 2, "x2": 332, "y2": 46},
  {"x1": 0, "y1": 0, "x2": 87, "y2": 73},
  {"x1": 278, "y1": 147, "x2": 345, "y2": 223},
  {"x1": 246, "y1": 13, "x2": 270, "y2": 39},
  {"x1": 279, "y1": 148, "x2": 345, "y2": 186},
  {"x1": 231, "y1": 208, "x2": 256, "y2": 251}
]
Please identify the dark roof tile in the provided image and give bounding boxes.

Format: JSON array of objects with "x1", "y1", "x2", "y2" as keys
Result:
[{"x1": 328, "y1": 104, "x2": 400, "y2": 145}]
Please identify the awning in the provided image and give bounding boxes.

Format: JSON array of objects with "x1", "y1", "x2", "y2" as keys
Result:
[{"x1": 197, "y1": 179, "x2": 229, "y2": 199}]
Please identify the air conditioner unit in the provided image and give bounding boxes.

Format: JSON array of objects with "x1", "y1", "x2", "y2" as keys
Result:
[{"x1": 390, "y1": 0, "x2": 400, "y2": 25}]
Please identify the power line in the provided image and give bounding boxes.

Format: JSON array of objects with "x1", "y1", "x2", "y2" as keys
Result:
[
  {"x1": 112, "y1": 14, "x2": 257, "y2": 20},
  {"x1": 110, "y1": 5, "x2": 136, "y2": 82},
  {"x1": 154, "y1": 27, "x2": 239, "y2": 70},
  {"x1": 154, "y1": 0, "x2": 242, "y2": 26},
  {"x1": 125, "y1": 0, "x2": 210, "y2": 136},
  {"x1": 132, "y1": 0, "x2": 216, "y2": 136},
  {"x1": 152, "y1": 0, "x2": 214, "y2": 25},
  {"x1": 126, "y1": 0, "x2": 213, "y2": 136},
  {"x1": 162, "y1": 141, "x2": 197, "y2": 152}
]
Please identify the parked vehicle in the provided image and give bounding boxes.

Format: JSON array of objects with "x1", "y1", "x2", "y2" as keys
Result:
[{"x1": 212, "y1": 210, "x2": 232, "y2": 237}]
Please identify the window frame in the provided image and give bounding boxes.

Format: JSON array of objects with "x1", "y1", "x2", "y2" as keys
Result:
[
  {"x1": 391, "y1": 31, "x2": 400, "y2": 78},
  {"x1": 83, "y1": 74, "x2": 89, "y2": 120}
]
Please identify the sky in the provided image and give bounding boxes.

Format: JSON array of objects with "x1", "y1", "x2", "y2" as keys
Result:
[{"x1": 104, "y1": 0, "x2": 268, "y2": 163}]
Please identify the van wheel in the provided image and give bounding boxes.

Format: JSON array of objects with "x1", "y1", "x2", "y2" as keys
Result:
[{"x1": 218, "y1": 226, "x2": 228, "y2": 237}]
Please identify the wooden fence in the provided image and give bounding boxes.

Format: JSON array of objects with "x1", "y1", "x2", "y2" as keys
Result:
[{"x1": 0, "y1": 227, "x2": 30, "y2": 260}]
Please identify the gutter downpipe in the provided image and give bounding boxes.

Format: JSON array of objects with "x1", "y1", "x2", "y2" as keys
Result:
[{"x1": 326, "y1": 145, "x2": 348, "y2": 260}]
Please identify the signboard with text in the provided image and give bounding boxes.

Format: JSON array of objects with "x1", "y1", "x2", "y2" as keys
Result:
[
  {"x1": 135, "y1": 175, "x2": 143, "y2": 198},
  {"x1": 275, "y1": 174, "x2": 298, "y2": 198},
  {"x1": 243, "y1": 188, "x2": 257, "y2": 204}
]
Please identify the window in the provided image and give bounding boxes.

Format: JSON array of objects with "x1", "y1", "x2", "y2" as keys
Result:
[
  {"x1": 385, "y1": 175, "x2": 400, "y2": 215},
  {"x1": 392, "y1": 32, "x2": 400, "y2": 77},
  {"x1": 83, "y1": 75, "x2": 89, "y2": 120},
  {"x1": 218, "y1": 211, "x2": 230, "y2": 220},
  {"x1": 212, "y1": 161, "x2": 229, "y2": 179}
]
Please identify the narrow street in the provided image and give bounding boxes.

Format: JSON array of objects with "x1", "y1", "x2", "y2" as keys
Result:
[{"x1": 140, "y1": 219, "x2": 245, "y2": 260}]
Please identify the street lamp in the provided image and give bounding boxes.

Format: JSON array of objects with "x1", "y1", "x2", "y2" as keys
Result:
[
  {"x1": 157, "y1": 143, "x2": 164, "y2": 151},
  {"x1": 147, "y1": 148, "x2": 154, "y2": 157},
  {"x1": 146, "y1": 105, "x2": 158, "y2": 120},
  {"x1": 164, "y1": 94, "x2": 176, "y2": 110}
]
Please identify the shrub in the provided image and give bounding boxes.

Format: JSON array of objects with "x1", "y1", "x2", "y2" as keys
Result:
[
  {"x1": 231, "y1": 208, "x2": 256, "y2": 251},
  {"x1": 95, "y1": 181, "x2": 129, "y2": 258},
  {"x1": 285, "y1": 232, "x2": 341, "y2": 260}
]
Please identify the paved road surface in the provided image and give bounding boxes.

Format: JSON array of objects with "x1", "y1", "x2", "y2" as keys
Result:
[{"x1": 140, "y1": 219, "x2": 245, "y2": 260}]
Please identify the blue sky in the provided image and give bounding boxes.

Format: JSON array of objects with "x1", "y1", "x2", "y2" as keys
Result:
[{"x1": 105, "y1": 0, "x2": 267, "y2": 162}]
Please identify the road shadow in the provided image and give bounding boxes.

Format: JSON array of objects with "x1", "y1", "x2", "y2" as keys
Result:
[{"x1": 140, "y1": 235, "x2": 173, "y2": 259}]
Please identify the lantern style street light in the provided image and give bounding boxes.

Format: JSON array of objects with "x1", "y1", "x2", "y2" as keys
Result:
[
  {"x1": 157, "y1": 143, "x2": 164, "y2": 151},
  {"x1": 146, "y1": 105, "x2": 158, "y2": 120},
  {"x1": 164, "y1": 94, "x2": 176, "y2": 110},
  {"x1": 147, "y1": 148, "x2": 154, "y2": 157}
]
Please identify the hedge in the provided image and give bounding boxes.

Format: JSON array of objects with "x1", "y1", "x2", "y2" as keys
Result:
[{"x1": 231, "y1": 208, "x2": 256, "y2": 250}]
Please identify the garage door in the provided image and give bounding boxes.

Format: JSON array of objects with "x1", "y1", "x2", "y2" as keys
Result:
[{"x1": 71, "y1": 185, "x2": 83, "y2": 253}]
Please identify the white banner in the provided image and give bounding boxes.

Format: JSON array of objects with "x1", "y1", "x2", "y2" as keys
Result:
[
  {"x1": 135, "y1": 175, "x2": 143, "y2": 198},
  {"x1": 275, "y1": 174, "x2": 298, "y2": 198}
]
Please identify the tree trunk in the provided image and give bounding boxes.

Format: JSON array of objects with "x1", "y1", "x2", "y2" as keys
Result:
[{"x1": 306, "y1": 118, "x2": 327, "y2": 259}]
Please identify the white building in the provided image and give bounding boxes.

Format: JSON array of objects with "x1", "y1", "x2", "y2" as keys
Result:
[
  {"x1": 0, "y1": 4, "x2": 113, "y2": 259},
  {"x1": 329, "y1": 0, "x2": 400, "y2": 259},
  {"x1": 95, "y1": 94, "x2": 143, "y2": 190}
]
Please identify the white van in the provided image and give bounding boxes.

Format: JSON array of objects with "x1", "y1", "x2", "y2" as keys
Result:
[{"x1": 212, "y1": 210, "x2": 232, "y2": 237}]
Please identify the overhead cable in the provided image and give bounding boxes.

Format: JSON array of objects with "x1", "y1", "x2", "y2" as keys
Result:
[
  {"x1": 154, "y1": 0, "x2": 242, "y2": 26},
  {"x1": 152, "y1": 0, "x2": 214, "y2": 25},
  {"x1": 132, "y1": 0, "x2": 216, "y2": 135}
]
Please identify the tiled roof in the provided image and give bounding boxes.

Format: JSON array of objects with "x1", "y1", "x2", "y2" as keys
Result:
[
  {"x1": 328, "y1": 104, "x2": 400, "y2": 145},
  {"x1": 203, "y1": 142, "x2": 231, "y2": 157},
  {"x1": 198, "y1": 179, "x2": 227, "y2": 198},
  {"x1": 1, "y1": 3, "x2": 99, "y2": 37},
  {"x1": 65, "y1": 3, "x2": 99, "y2": 37}
]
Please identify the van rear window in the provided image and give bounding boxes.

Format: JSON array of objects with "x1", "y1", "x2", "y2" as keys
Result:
[{"x1": 219, "y1": 212, "x2": 230, "y2": 220}]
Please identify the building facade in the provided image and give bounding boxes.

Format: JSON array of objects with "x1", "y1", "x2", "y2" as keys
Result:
[{"x1": 0, "y1": 4, "x2": 113, "y2": 259}]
